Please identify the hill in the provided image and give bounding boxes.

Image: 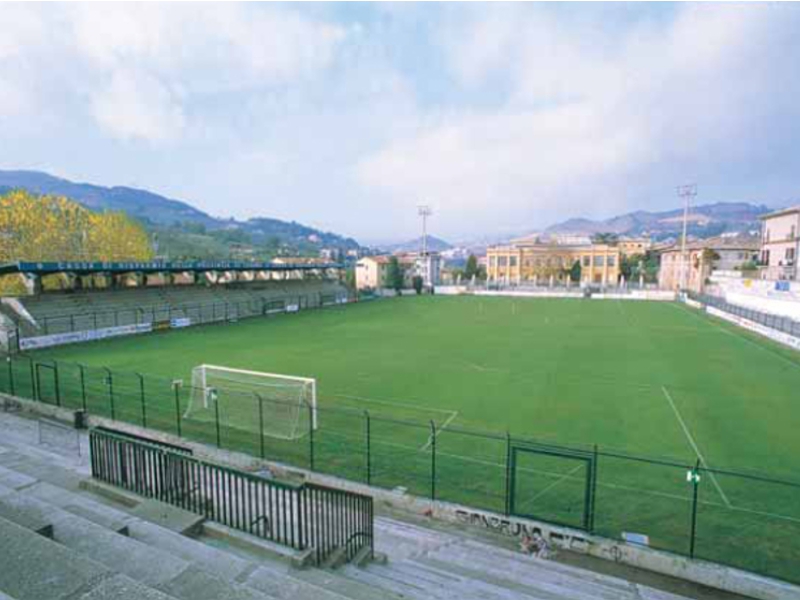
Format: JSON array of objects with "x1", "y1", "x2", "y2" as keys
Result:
[
  {"x1": 380, "y1": 236, "x2": 452, "y2": 253},
  {"x1": 544, "y1": 202, "x2": 770, "y2": 240},
  {"x1": 0, "y1": 170, "x2": 360, "y2": 259}
]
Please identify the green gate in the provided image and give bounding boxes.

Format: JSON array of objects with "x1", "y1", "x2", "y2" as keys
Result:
[
  {"x1": 34, "y1": 361, "x2": 61, "y2": 407},
  {"x1": 509, "y1": 443, "x2": 596, "y2": 531}
]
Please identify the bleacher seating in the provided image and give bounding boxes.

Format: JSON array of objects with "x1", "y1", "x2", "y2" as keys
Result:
[
  {"x1": 8, "y1": 280, "x2": 348, "y2": 338},
  {"x1": 0, "y1": 409, "x2": 697, "y2": 600}
]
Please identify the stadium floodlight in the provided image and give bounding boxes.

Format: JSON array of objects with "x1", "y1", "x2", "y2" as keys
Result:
[
  {"x1": 676, "y1": 184, "x2": 697, "y2": 291},
  {"x1": 185, "y1": 365, "x2": 317, "y2": 440}
]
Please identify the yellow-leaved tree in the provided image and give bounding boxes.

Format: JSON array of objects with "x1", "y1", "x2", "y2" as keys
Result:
[{"x1": 0, "y1": 189, "x2": 153, "y2": 294}]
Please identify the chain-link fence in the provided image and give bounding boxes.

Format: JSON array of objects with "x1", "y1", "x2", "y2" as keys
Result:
[
  {"x1": 1, "y1": 350, "x2": 799, "y2": 585},
  {"x1": 690, "y1": 291, "x2": 800, "y2": 338}
]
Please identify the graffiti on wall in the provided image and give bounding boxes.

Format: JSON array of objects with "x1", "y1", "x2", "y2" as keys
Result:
[{"x1": 453, "y1": 508, "x2": 590, "y2": 553}]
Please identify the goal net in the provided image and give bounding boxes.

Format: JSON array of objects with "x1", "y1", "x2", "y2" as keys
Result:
[{"x1": 184, "y1": 365, "x2": 317, "y2": 441}]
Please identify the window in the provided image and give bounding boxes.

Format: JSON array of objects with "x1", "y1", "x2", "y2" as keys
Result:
[
  {"x1": 607, "y1": 256, "x2": 616, "y2": 267},
  {"x1": 766, "y1": 228, "x2": 770, "y2": 243},
  {"x1": 498, "y1": 256, "x2": 507, "y2": 267},
  {"x1": 489, "y1": 256, "x2": 496, "y2": 267},
  {"x1": 582, "y1": 255, "x2": 591, "y2": 267},
  {"x1": 763, "y1": 250, "x2": 770, "y2": 265},
  {"x1": 593, "y1": 256, "x2": 605, "y2": 267},
  {"x1": 786, "y1": 248, "x2": 795, "y2": 261},
  {"x1": 509, "y1": 256, "x2": 518, "y2": 267},
  {"x1": 791, "y1": 225, "x2": 796, "y2": 240}
]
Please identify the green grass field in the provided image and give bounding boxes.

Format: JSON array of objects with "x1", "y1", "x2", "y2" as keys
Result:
[{"x1": 9, "y1": 296, "x2": 800, "y2": 582}]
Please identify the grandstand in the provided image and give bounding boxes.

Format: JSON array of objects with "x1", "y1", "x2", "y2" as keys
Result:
[
  {"x1": 0, "y1": 407, "x2": 731, "y2": 600},
  {"x1": 0, "y1": 261, "x2": 348, "y2": 349}
]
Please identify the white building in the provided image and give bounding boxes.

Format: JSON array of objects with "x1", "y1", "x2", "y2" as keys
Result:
[{"x1": 759, "y1": 206, "x2": 800, "y2": 280}]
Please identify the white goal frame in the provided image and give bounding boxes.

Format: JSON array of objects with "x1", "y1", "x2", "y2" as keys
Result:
[{"x1": 190, "y1": 364, "x2": 318, "y2": 432}]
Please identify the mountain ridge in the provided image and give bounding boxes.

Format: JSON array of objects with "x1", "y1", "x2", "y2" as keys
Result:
[{"x1": 0, "y1": 170, "x2": 360, "y2": 254}]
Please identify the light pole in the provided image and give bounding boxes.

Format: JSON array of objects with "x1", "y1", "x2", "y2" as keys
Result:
[
  {"x1": 417, "y1": 205, "x2": 432, "y2": 286},
  {"x1": 677, "y1": 184, "x2": 697, "y2": 291}
]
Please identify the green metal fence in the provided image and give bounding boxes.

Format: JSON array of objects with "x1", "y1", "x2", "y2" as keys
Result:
[
  {"x1": 3, "y1": 351, "x2": 800, "y2": 584},
  {"x1": 89, "y1": 427, "x2": 374, "y2": 565}
]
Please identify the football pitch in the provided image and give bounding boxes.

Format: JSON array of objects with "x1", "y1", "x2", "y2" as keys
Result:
[{"x1": 18, "y1": 296, "x2": 800, "y2": 582}]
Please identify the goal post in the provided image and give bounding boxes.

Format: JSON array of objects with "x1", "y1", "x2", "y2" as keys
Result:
[{"x1": 184, "y1": 364, "x2": 317, "y2": 441}]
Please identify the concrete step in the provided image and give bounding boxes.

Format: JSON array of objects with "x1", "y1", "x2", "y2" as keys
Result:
[
  {"x1": 374, "y1": 516, "x2": 462, "y2": 560},
  {"x1": 75, "y1": 574, "x2": 177, "y2": 600},
  {"x1": 157, "y1": 565, "x2": 275, "y2": 600},
  {"x1": 0, "y1": 516, "x2": 109, "y2": 600},
  {"x1": 344, "y1": 560, "x2": 543, "y2": 600},
  {"x1": 0, "y1": 451, "x2": 84, "y2": 492},
  {"x1": 243, "y1": 565, "x2": 353, "y2": 600},
  {"x1": 291, "y1": 566, "x2": 405, "y2": 600},
  {"x1": 420, "y1": 552, "x2": 632, "y2": 600},
  {"x1": 446, "y1": 539, "x2": 647, "y2": 597},
  {"x1": 0, "y1": 488, "x2": 190, "y2": 589},
  {"x1": 0, "y1": 493, "x2": 54, "y2": 539}
]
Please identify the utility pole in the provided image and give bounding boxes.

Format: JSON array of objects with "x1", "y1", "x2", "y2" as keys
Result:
[
  {"x1": 417, "y1": 205, "x2": 432, "y2": 286},
  {"x1": 677, "y1": 184, "x2": 697, "y2": 291}
]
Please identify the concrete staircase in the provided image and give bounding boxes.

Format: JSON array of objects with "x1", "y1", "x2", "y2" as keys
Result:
[{"x1": 0, "y1": 410, "x2": 702, "y2": 600}]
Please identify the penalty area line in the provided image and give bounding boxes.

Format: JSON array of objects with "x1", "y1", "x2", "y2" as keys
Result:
[
  {"x1": 660, "y1": 385, "x2": 732, "y2": 508},
  {"x1": 420, "y1": 410, "x2": 459, "y2": 451}
]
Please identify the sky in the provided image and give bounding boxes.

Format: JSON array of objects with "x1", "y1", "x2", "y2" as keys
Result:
[{"x1": 2, "y1": 2, "x2": 800, "y2": 244}]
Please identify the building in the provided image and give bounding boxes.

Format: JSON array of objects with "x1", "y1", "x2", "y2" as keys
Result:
[
  {"x1": 355, "y1": 253, "x2": 441, "y2": 290},
  {"x1": 759, "y1": 206, "x2": 800, "y2": 280},
  {"x1": 617, "y1": 237, "x2": 652, "y2": 256},
  {"x1": 485, "y1": 238, "x2": 621, "y2": 286},
  {"x1": 658, "y1": 237, "x2": 759, "y2": 292}
]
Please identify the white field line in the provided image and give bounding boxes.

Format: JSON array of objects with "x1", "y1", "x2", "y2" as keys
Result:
[
  {"x1": 515, "y1": 463, "x2": 585, "y2": 512},
  {"x1": 364, "y1": 436, "x2": 800, "y2": 524},
  {"x1": 660, "y1": 385, "x2": 732, "y2": 508},
  {"x1": 670, "y1": 302, "x2": 800, "y2": 372},
  {"x1": 329, "y1": 393, "x2": 455, "y2": 415},
  {"x1": 420, "y1": 410, "x2": 459, "y2": 451},
  {"x1": 464, "y1": 362, "x2": 508, "y2": 374}
]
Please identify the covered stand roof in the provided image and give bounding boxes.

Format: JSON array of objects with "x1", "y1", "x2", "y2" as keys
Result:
[{"x1": 0, "y1": 260, "x2": 343, "y2": 277}]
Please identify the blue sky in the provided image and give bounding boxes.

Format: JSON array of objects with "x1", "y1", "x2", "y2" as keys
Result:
[{"x1": 1, "y1": 3, "x2": 800, "y2": 244}]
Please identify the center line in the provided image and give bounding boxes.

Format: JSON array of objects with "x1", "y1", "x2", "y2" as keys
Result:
[{"x1": 661, "y1": 385, "x2": 731, "y2": 508}]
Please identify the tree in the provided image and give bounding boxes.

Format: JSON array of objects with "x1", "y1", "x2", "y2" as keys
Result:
[
  {"x1": 464, "y1": 254, "x2": 479, "y2": 280},
  {"x1": 412, "y1": 275, "x2": 424, "y2": 295},
  {"x1": 385, "y1": 256, "x2": 405, "y2": 295},
  {"x1": 569, "y1": 260, "x2": 582, "y2": 282},
  {"x1": 591, "y1": 232, "x2": 619, "y2": 245},
  {"x1": 0, "y1": 189, "x2": 154, "y2": 293}
]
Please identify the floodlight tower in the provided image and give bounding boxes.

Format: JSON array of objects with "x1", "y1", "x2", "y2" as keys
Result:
[
  {"x1": 417, "y1": 205, "x2": 433, "y2": 286},
  {"x1": 676, "y1": 184, "x2": 697, "y2": 291}
]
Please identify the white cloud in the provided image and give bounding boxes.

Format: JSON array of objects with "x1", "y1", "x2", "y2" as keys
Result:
[
  {"x1": 356, "y1": 3, "x2": 800, "y2": 236},
  {"x1": 90, "y1": 70, "x2": 185, "y2": 143}
]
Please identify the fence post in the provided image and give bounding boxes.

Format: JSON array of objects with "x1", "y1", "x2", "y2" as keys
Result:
[
  {"x1": 53, "y1": 361, "x2": 61, "y2": 407},
  {"x1": 308, "y1": 402, "x2": 315, "y2": 471},
  {"x1": 430, "y1": 420, "x2": 437, "y2": 501},
  {"x1": 363, "y1": 410, "x2": 372, "y2": 486},
  {"x1": 173, "y1": 382, "x2": 182, "y2": 437},
  {"x1": 589, "y1": 444, "x2": 599, "y2": 532},
  {"x1": 214, "y1": 397, "x2": 221, "y2": 448},
  {"x1": 504, "y1": 431, "x2": 512, "y2": 516},
  {"x1": 104, "y1": 367, "x2": 115, "y2": 420},
  {"x1": 137, "y1": 373, "x2": 147, "y2": 428},
  {"x1": 6, "y1": 356, "x2": 14, "y2": 396},
  {"x1": 28, "y1": 358, "x2": 36, "y2": 400},
  {"x1": 258, "y1": 394, "x2": 265, "y2": 459},
  {"x1": 79, "y1": 364, "x2": 87, "y2": 411},
  {"x1": 689, "y1": 458, "x2": 701, "y2": 559}
]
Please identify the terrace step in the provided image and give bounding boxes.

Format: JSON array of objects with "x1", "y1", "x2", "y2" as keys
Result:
[
  {"x1": 0, "y1": 516, "x2": 109, "y2": 600},
  {"x1": 75, "y1": 574, "x2": 177, "y2": 600},
  {"x1": 157, "y1": 565, "x2": 274, "y2": 600}
]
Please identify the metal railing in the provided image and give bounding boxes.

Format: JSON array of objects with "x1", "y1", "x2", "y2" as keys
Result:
[
  {"x1": 3, "y1": 351, "x2": 800, "y2": 585},
  {"x1": 3, "y1": 287, "x2": 352, "y2": 351},
  {"x1": 89, "y1": 427, "x2": 373, "y2": 565},
  {"x1": 689, "y1": 291, "x2": 800, "y2": 338}
]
